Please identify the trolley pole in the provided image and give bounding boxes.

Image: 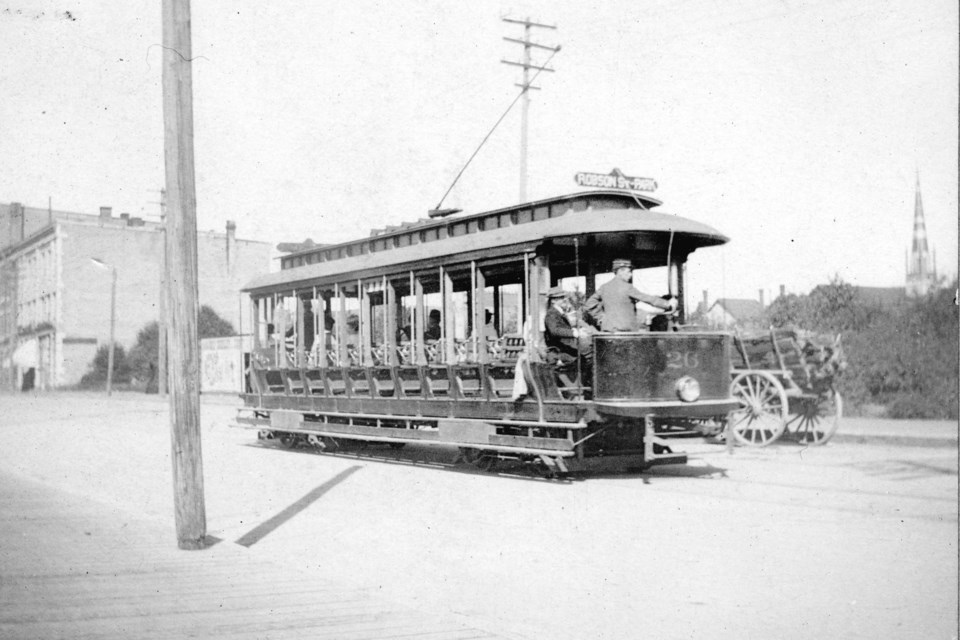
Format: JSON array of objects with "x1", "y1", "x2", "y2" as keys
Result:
[
  {"x1": 107, "y1": 265, "x2": 116, "y2": 396},
  {"x1": 162, "y1": 0, "x2": 206, "y2": 550},
  {"x1": 501, "y1": 17, "x2": 558, "y2": 203}
]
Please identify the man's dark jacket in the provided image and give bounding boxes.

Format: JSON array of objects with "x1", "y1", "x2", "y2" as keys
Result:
[{"x1": 544, "y1": 305, "x2": 579, "y2": 365}]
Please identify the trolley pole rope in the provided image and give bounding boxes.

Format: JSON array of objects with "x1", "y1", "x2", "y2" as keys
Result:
[{"x1": 433, "y1": 46, "x2": 561, "y2": 212}]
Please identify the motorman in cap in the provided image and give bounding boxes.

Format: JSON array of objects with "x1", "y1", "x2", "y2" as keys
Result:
[{"x1": 584, "y1": 259, "x2": 677, "y2": 332}]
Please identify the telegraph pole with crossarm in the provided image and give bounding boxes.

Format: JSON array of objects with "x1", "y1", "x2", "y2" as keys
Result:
[{"x1": 501, "y1": 17, "x2": 559, "y2": 203}]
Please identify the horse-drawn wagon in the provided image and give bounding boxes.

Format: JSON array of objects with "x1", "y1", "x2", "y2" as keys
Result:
[{"x1": 726, "y1": 328, "x2": 845, "y2": 446}]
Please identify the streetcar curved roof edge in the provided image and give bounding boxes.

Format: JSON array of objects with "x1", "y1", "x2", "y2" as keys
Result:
[
  {"x1": 282, "y1": 189, "x2": 664, "y2": 261},
  {"x1": 244, "y1": 202, "x2": 728, "y2": 294}
]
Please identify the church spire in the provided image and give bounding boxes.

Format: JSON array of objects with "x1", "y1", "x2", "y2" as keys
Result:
[
  {"x1": 906, "y1": 170, "x2": 936, "y2": 296},
  {"x1": 912, "y1": 171, "x2": 928, "y2": 255}
]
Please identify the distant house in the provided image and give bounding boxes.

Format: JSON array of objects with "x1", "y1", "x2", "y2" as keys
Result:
[{"x1": 705, "y1": 298, "x2": 765, "y2": 329}]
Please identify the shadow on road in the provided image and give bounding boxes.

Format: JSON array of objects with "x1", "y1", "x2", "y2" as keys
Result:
[{"x1": 234, "y1": 466, "x2": 361, "y2": 547}]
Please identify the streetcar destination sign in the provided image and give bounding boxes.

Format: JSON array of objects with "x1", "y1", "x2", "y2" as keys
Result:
[{"x1": 574, "y1": 168, "x2": 657, "y2": 192}]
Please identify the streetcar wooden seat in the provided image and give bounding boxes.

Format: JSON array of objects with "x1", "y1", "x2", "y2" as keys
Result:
[
  {"x1": 485, "y1": 363, "x2": 518, "y2": 399},
  {"x1": 304, "y1": 368, "x2": 327, "y2": 395},
  {"x1": 396, "y1": 366, "x2": 424, "y2": 397},
  {"x1": 396, "y1": 342, "x2": 413, "y2": 365},
  {"x1": 424, "y1": 340, "x2": 441, "y2": 363},
  {"x1": 424, "y1": 365, "x2": 450, "y2": 397},
  {"x1": 262, "y1": 369, "x2": 286, "y2": 394},
  {"x1": 283, "y1": 368, "x2": 306, "y2": 395},
  {"x1": 347, "y1": 367, "x2": 373, "y2": 398},
  {"x1": 370, "y1": 366, "x2": 397, "y2": 398},
  {"x1": 498, "y1": 334, "x2": 526, "y2": 362},
  {"x1": 325, "y1": 368, "x2": 347, "y2": 396},
  {"x1": 370, "y1": 344, "x2": 387, "y2": 366},
  {"x1": 485, "y1": 336, "x2": 501, "y2": 358},
  {"x1": 453, "y1": 338, "x2": 472, "y2": 362},
  {"x1": 453, "y1": 364, "x2": 483, "y2": 399}
]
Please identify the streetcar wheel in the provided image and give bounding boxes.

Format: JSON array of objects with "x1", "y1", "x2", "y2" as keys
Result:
[
  {"x1": 458, "y1": 447, "x2": 497, "y2": 471},
  {"x1": 728, "y1": 371, "x2": 788, "y2": 447},
  {"x1": 475, "y1": 453, "x2": 498, "y2": 472},
  {"x1": 305, "y1": 434, "x2": 326, "y2": 450},
  {"x1": 787, "y1": 390, "x2": 842, "y2": 445},
  {"x1": 278, "y1": 433, "x2": 299, "y2": 449}
]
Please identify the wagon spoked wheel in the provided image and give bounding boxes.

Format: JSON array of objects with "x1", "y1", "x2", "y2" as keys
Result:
[
  {"x1": 787, "y1": 389, "x2": 842, "y2": 445},
  {"x1": 728, "y1": 371, "x2": 788, "y2": 447}
]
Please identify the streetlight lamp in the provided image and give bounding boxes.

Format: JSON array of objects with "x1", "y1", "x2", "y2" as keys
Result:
[{"x1": 90, "y1": 258, "x2": 117, "y2": 396}]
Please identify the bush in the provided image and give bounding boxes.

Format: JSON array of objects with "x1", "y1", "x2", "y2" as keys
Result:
[
  {"x1": 125, "y1": 305, "x2": 235, "y2": 393},
  {"x1": 78, "y1": 344, "x2": 130, "y2": 389},
  {"x1": 127, "y1": 322, "x2": 160, "y2": 393},
  {"x1": 767, "y1": 277, "x2": 958, "y2": 419},
  {"x1": 887, "y1": 396, "x2": 941, "y2": 420}
]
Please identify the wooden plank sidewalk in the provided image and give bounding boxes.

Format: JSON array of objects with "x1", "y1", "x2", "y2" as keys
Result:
[{"x1": 0, "y1": 470, "x2": 510, "y2": 640}]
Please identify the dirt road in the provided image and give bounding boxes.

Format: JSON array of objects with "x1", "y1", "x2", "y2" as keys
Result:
[{"x1": 1, "y1": 392, "x2": 956, "y2": 639}]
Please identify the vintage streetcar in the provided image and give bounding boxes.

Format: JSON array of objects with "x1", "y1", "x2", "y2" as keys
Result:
[{"x1": 235, "y1": 189, "x2": 740, "y2": 475}]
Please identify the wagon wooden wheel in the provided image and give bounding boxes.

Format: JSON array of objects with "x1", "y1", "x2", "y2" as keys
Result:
[
  {"x1": 786, "y1": 389, "x2": 842, "y2": 445},
  {"x1": 728, "y1": 371, "x2": 788, "y2": 446}
]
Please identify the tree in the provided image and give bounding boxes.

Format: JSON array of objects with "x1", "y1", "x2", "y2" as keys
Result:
[
  {"x1": 126, "y1": 305, "x2": 236, "y2": 393},
  {"x1": 198, "y1": 305, "x2": 235, "y2": 339},
  {"x1": 765, "y1": 275, "x2": 958, "y2": 418},
  {"x1": 765, "y1": 292, "x2": 811, "y2": 329},
  {"x1": 767, "y1": 276, "x2": 878, "y2": 333},
  {"x1": 127, "y1": 321, "x2": 160, "y2": 392},
  {"x1": 79, "y1": 344, "x2": 131, "y2": 389}
]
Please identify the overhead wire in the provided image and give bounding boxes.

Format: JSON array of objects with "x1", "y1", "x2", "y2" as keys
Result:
[{"x1": 433, "y1": 45, "x2": 561, "y2": 211}]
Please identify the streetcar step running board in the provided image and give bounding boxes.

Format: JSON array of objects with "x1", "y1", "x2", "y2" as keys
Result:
[{"x1": 644, "y1": 415, "x2": 688, "y2": 466}]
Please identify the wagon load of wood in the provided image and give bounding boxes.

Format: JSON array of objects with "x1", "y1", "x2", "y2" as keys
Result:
[
  {"x1": 734, "y1": 328, "x2": 846, "y2": 394},
  {"x1": 796, "y1": 331, "x2": 846, "y2": 393}
]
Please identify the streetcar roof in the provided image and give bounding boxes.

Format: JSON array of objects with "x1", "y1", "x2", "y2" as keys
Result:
[{"x1": 244, "y1": 190, "x2": 728, "y2": 294}]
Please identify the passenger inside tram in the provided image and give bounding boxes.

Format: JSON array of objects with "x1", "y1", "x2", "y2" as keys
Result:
[
  {"x1": 424, "y1": 309, "x2": 442, "y2": 340},
  {"x1": 543, "y1": 287, "x2": 593, "y2": 389}
]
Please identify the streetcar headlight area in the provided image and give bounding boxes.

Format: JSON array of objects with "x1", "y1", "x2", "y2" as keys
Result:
[{"x1": 675, "y1": 376, "x2": 701, "y2": 402}]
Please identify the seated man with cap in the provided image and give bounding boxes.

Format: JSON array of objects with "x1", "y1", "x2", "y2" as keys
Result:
[
  {"x1": 543, "y1": 286, "x2": 593, "y2": 388},
  {"x1": 584, "y1": 259, "x2": 676, "y2": 332}
]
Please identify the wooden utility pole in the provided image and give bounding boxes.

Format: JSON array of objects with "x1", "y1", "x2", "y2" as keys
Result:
[
  {"x1": 162, "y1": 0, "x2": 206, "y2": 550},
  {"x1": 502, "y1": 17, "x2": 558, "y2": 203},
  {"x1": 158, "y1": 188, "x2": 167, "y2": 397}
]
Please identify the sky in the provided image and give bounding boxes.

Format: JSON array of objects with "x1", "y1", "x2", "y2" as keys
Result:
[{"x1": 1, "y1": 0, "x2": 957, "y2": 305}]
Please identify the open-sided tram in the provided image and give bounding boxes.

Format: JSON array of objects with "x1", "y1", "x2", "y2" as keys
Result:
[{"x1": 235, "y1": 190, "x2": 740, "y2": 474}]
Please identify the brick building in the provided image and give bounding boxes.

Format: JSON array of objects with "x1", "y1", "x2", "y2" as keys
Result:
[{"x1": 0, "y1": 202, "x2": 273, "y2": 390}]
